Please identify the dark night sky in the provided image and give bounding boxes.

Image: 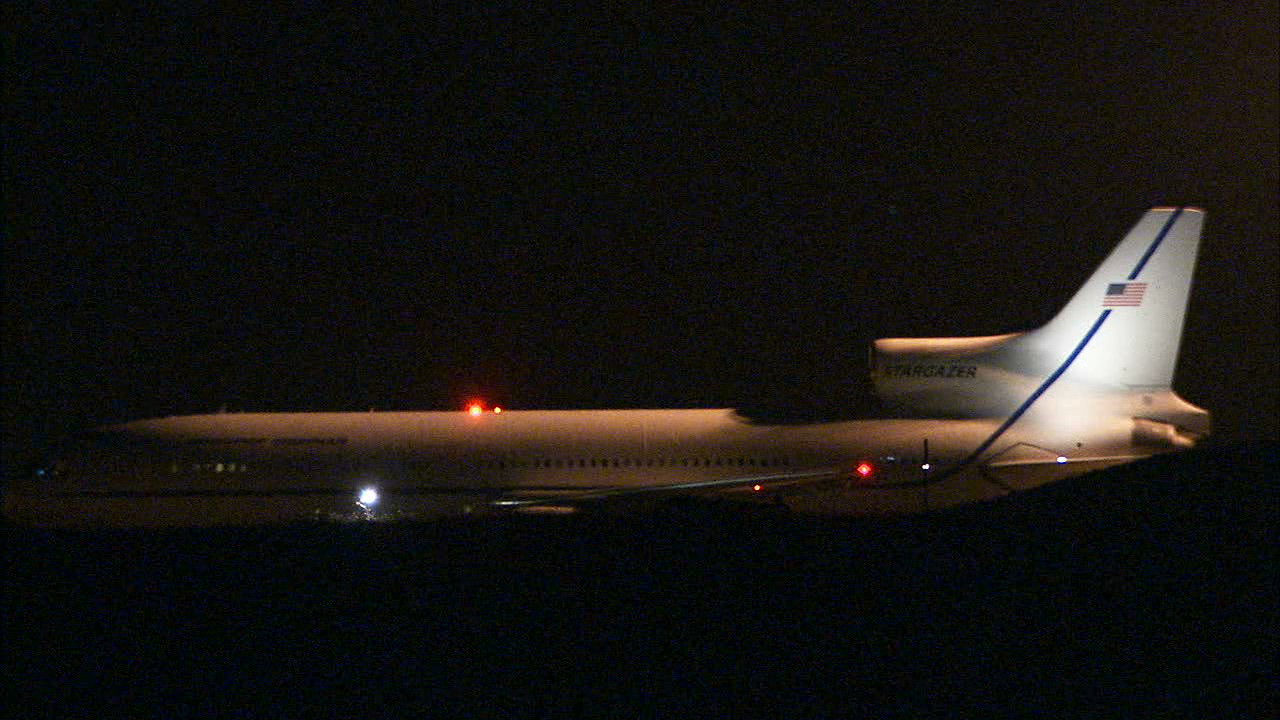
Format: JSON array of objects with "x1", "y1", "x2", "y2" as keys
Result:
[{"x1": 4, "y1": 3, "x2": 1278, "y2": 472}]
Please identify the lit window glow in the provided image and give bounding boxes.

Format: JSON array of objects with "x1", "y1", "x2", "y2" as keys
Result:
[{"x1": 358, "y1": 487, "x2": 379, "y2": 506}]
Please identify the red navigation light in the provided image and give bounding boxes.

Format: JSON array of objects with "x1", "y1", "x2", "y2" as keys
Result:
[
  {"x1": 855, "y1": 462, "x2": 874, "y2": 479},
  {"x1": 467, "y1": 403, "x2": 483, "y2": 417}
]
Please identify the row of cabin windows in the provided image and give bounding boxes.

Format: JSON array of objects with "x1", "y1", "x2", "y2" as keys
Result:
[
  {"x1": 173, "y1": 457, "x2": 793, "y2": 473},
  {"x1": 179, "y1": 462, "x2": 250, "y2": 473},
  {"x1": 184, "y1": 437, "x2": 346, "y2": 446},
  {"x1": 471, "y1": 456, "x2": 792, "y2": 470}
]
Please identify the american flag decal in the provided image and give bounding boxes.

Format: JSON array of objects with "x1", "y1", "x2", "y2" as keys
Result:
[{"x1": 1103, "y1": 282, "x2": 1147, "y2": 307}]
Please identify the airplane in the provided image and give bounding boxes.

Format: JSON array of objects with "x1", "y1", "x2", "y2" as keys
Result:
[{"x1": 3, "y1": 206, "x2": 1211, "y2": 527}]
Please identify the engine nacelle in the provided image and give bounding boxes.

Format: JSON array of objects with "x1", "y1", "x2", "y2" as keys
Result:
[{"x1": 870, "y1": 333, "x2": 1037, "y2": 417}]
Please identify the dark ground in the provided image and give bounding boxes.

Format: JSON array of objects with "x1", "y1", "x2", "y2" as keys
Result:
[{"x1": 4, "y1": 444, "x2": 1275, "y2": 718}]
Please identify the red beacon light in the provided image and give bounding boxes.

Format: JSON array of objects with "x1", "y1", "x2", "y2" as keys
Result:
[{"x1": 855, "y1": 462, "x2": 874, "y2": 480}]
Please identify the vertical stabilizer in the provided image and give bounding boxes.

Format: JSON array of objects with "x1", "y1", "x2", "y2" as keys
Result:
[
  {"x1": 871, "y1": 207, "x2": 1208, "y2": 425},
  {"x1": 1022, "y1": 207, "x2": 1204, "y2": 390}
]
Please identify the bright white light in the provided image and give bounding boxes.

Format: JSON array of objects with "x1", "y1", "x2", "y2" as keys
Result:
[
  {"x1": 358, "y1": 487, "x2": 379, "y2": 506},
  {"x1": 1056, "y1": 456, "x2": 1068, "y2": 464},
  {"x1": 921, "y1": 463, "x2": 931, "y2": 471}
]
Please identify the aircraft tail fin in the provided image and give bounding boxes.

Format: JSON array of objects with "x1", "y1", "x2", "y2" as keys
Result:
[
  {"x1": 1021, "y1": 206, "x2": 1204, "y2": 390},
  {"x1": 872, "y1": 207, "x2": 1208, "y2": 433}
]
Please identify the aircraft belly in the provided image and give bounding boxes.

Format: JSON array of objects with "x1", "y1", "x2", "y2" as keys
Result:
[{"x1": 979, "y1": 455, "x2": 1142, "y2": 491}]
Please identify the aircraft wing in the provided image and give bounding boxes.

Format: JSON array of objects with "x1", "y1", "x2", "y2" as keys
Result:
[{"x1": 489, "y1": 468, "x2": 847, "y2": 512}]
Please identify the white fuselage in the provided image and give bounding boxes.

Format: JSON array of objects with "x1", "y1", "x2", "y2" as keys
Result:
[
  {"x1": 2, "y1": 207, "x2": 1211, "y2": 527},
  {"x1": 7, "y1": 406, "x2": 1153, "y2": 526}
]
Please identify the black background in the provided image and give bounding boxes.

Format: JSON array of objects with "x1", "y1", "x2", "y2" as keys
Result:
[
  {"x1": 5, "y1": 3, "x2": 1277, "y2": 473},
  {"x1": 3, "y1": 6, "x2": 1277, "y2": 716}
]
